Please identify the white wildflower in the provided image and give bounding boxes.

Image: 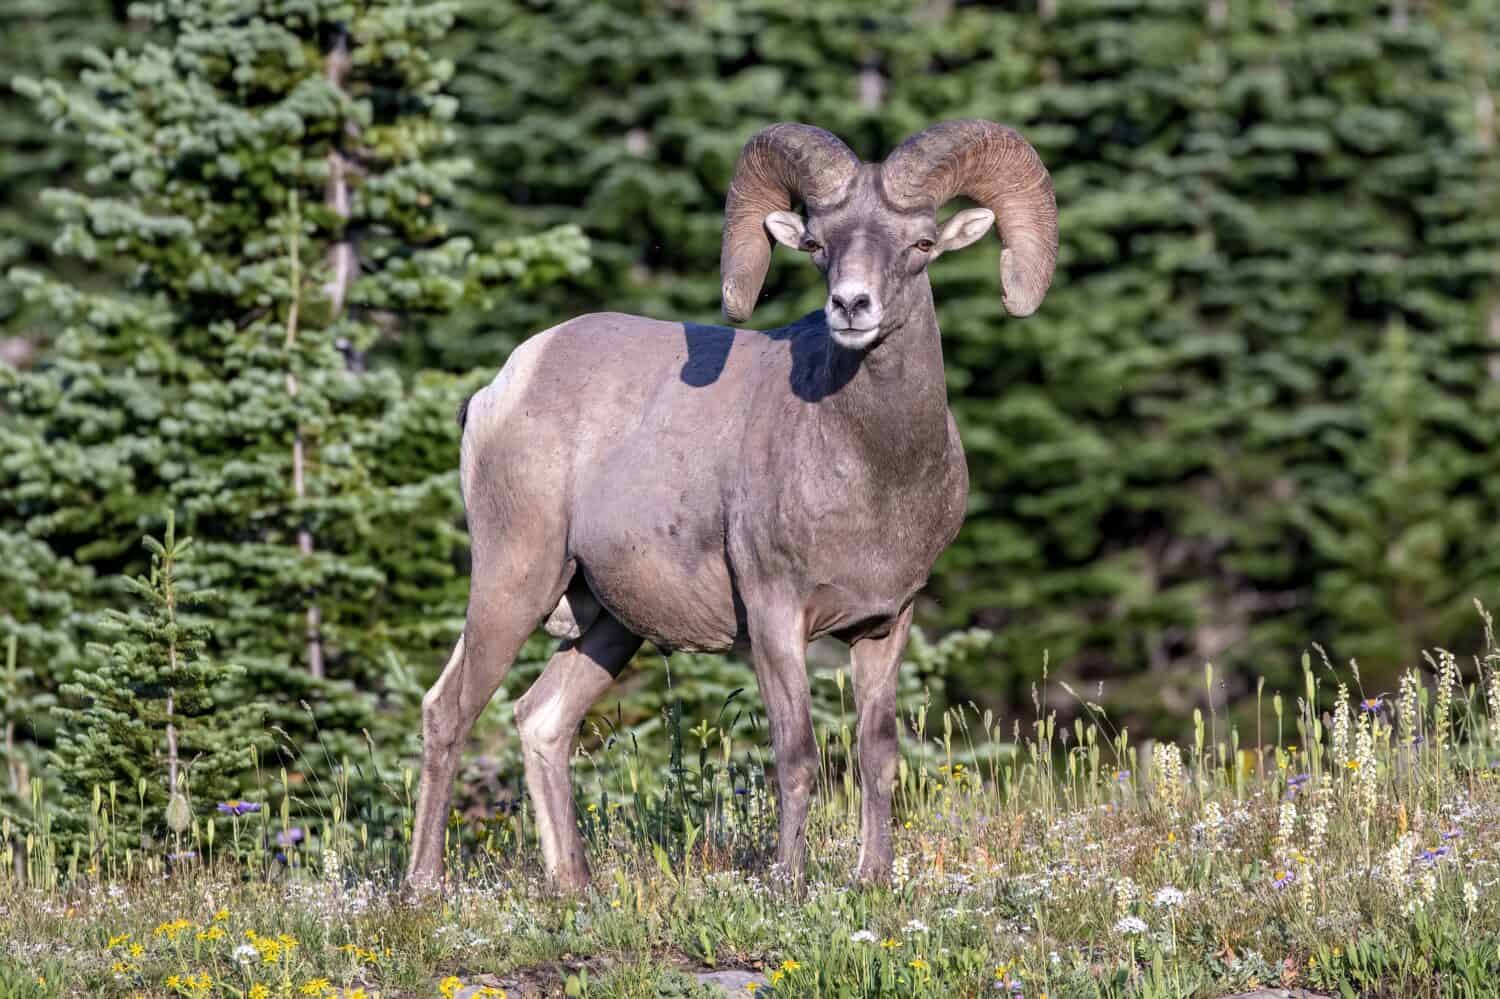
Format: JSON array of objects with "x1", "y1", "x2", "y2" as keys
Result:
[
  {"x1": 903, "y1": 918, "x2": 930, "y2": 934},
  {"x1": 1276, "y1": 798, "x2": 1298, "y2": 860},
  {"x1": 1398, "y1": 668, "x2": 1421, "y2": 746},
  {"x1": 1298, "y1": 854, "x2": 1316, "y2": 916},
  {"x1": 1464, "y1": 881, "x2": 1480, "y2": 919},
  {"x1": 1385, "y1": 833, "x2": 1415, "y2": 900},
  {"x1": 1308, "y1": 802, "x2": 1330, "y2": 858},
  {"x1": 1152, "y1": 742, "x2": 1184, "y2": 808},
  {"x1": 1113, "y1": 915, "x2": 1148, "y2": 936},
  {"x1": 232, "y1": 944, "x2": 257, "y2": 964},
  {"x1": 1434, "y1": 649, "x2": 1458, "y2": 754},
  {"x1": 1114, "y1": 877, "x2": 1139, "y2": 916},
  {"x1": 1332, "y1": 683, "x2": 1351, "y2": 770},
  {"x1": 892, "y1": 854, "x2": 912, "y2": 889},
  {"x1": 1404, "y1": 870, "x2": 1438, "y2": 917},
  {"x1": 1355, "y1": 714, "x2": 1377, "y2": 817},
  {"x1": 1152, "y1": 887, "x2": 1186, "y2": 909},
  {"x1": 1487, "y1": 661, "x2": 1500, "y2": 731},
  {"x1": 850, "y1": 930, "x2": 877, "y2": 944}
]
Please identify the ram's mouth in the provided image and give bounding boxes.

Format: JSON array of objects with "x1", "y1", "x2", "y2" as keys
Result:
[{"x1": 829, "y1": 326, "x2": 880, "y2": 349}]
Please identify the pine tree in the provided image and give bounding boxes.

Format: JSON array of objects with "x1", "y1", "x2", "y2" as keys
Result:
[
  {"x1": 1, "y1": 0, "x2": 588, "y2": 845},
  {"x1": 0, "y1": 0, "x2": 131, "y2": 363},
  {"x1": 53, "y1": 514, "x2": 256, "y2": 858}
]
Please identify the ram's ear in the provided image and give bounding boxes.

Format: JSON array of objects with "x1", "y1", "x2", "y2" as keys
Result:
[
  {"x1": 936, "y1": 207, "x2": 995, "y2": 255},
  {"x1": 764, "y1": 210, "x2": 807, "y2": 250}
]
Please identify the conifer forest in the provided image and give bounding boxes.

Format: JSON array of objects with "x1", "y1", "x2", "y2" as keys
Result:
[{"x1": 4, "y1": 2, "x2": 1500, "y2": 997}]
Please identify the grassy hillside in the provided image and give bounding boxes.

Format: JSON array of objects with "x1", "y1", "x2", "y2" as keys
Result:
[{"x1": 3, "y1": 642, "x2": 1500, "y2": 997}]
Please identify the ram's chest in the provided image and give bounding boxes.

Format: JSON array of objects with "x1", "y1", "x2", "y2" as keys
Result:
[{"x1": 731, "y1": 420, "x2": 967, "y2": 635}]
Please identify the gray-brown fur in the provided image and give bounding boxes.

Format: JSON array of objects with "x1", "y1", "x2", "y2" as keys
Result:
[{"x1": 405, "y1": 120, "x2": 1057, "y2": 894}]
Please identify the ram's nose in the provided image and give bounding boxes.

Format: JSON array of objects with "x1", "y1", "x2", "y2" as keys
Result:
[{"x1": 827, "y1": 283, "x2": 882, "y2": 331}]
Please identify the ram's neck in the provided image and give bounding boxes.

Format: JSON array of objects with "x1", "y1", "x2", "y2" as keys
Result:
[{"x1": 824, "y1": 294, "x2": 955, "y2": 470}]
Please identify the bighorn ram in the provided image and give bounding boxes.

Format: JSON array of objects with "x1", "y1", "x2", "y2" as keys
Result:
[{"x1": 406, "y1": 120, "x2": 1057, "y2": 891}]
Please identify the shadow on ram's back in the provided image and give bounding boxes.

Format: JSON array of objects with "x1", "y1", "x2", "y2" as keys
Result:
[{"x1": 679, "y1": 315, "x2": 859, "y2": 402}]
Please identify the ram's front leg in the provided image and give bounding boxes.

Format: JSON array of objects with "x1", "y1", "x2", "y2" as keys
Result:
[
  {"x1": 849, "y1": 603, "x2": 913, "y2": 883},
  {"x1": 748, "y1": 603, "x2": 818, "y2": 881}
]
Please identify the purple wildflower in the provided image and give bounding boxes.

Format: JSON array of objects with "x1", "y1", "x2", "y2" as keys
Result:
[
  {"x1": 167, "y1": 850, "x2": 197, "y2": 862},
  {"x1": 1359, "y1": 696, "x2": 1383, "y2": 713},
  {"x1": 1287, "y1": 773, "x2": 1311, "y2": 788},
  {"x1": 276, "y1": 826, "x2": 305, "y2": 847},
  {"x1": 217, "y1": 800, "x2": 261, "y2": 816},
  {"x1": 1115, "y1": 770, "x2": 1131, "y2": 781},
  {"x1": 1442, "y1": 828, "x2": 1461, "y2": 841},
  {"x1": 1273, "y1": 870, "x2": 1294, "y2": 889},
  {"x1": 1417, "y1": 846, "x2": 1449, "y2": 865}
]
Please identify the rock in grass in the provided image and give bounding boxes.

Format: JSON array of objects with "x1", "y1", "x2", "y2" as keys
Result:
[{"x1": 695, "y1": 969, "x2": 771, "y2": 994}]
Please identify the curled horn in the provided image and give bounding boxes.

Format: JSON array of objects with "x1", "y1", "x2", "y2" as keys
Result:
[
  {"x1": 720, "y1": 123, "x2": 860, "y2": 324},
  {"x1": 881, "y1": 120, "x2": 1058, "y2": 317}
]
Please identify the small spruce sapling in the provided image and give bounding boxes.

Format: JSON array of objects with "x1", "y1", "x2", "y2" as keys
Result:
[{"x1": 52, "y1": 513, "x2": 260, "y2": 859}]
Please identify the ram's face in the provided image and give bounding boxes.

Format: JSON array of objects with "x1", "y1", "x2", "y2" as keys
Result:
[
  {"x1": 719, "y1": 121, "x2": 1057, "y2": 332},
  {"x1": 763, "y1": 171, "x2": 995, "y2": 350}
]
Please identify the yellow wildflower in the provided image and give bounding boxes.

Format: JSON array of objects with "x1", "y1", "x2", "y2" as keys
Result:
[
  {"x1": 154, "y1": 919, "x2": 193, "y2": 939},
  {"x1": 249, "y1": 933, "x2": 282, "y2": 964},
  {"x1": 780, "y1": 959, "x2": 801, "y2": 972},
  {"x1": 745, "y1": 986, "x2": 760, "y2": 995},
  {"x1": 166, "y1": 975, "x2": 183, "y2": 990},
  {"x1": 249, "y1": 987, "x2": 271, "y2": 999},
  {"x1": 439, "y1": 976, "x2": 464, "y2": 998},
  {"x1": 107, "y1": 932, "x2": 132, "y2": 949},
  {"x1": 909, "y1": 958, "x2": 930, "y2": 971},
  {"x1": 300, "y1": 978, "x2": 333, "y2": 996},
  {"x1": 213, "y1": 909, "x2": 229, "y2": 922},
  {"x1": 196, "y1": 926, "x2": 224, "y2": 942},
  {"x1": 769, "y1": 970, "x2": 785, "y2": 984},
  {"x1": 129, "y1": 944, "x2": 144, "y2": 958},
  {"x1": 880, "y1": 937, "x2": 899, "y2": 950}
]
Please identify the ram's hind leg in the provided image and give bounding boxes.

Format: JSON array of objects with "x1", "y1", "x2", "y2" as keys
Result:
[
  {"x1": 405, "y1": 535, "x2": 570, "y2": 894},
  {"x1": 515, "y1": 610, "x2": 642, "y2": 891}
]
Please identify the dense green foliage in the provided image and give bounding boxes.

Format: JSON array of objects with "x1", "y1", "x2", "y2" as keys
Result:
[
  {"x1": 444, "y1": 0, "x2": 1500, "y2": 729},
  {"x1": 2, "y1": 0, "x2": 1499, "y2": 858},
  {"x1": 0, "y1": 0, "x2": 128, "y2": 354},
  {"x1": 0, "y1": 0, "x2": 585, "y2": 843}
]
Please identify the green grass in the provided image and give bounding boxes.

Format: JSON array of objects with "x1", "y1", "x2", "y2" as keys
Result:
[{"x1": 4, "y1": 639, "x2": 1500, "y2": 998}]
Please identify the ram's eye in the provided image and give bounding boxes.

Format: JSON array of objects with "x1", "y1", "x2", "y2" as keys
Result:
[
  {"x1": 914, "y1": 238, "x2": 936, "y2": 253},
  {"x1": 800, "y1": 236, "x2": 822, "y2": 253}
]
